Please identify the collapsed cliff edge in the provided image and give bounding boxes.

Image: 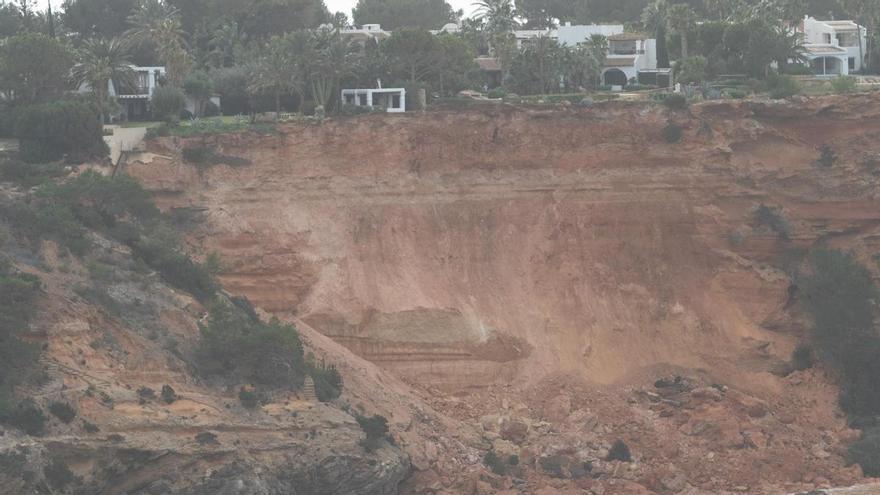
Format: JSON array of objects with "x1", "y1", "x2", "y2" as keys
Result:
[{"x1": 5, "y1": 94, "x2": 880, "y2": 494}]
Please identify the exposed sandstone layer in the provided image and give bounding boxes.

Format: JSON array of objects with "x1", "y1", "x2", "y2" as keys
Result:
[
  {"x1": 122, "y1": 95, "x2": 880, "y2": 493},
  {"x1": 131, "y1": 95, "x2": 880, "y2": 391}
]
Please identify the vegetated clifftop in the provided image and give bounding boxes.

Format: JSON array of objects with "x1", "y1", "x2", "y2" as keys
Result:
[{"x1": 118, "y1": 94, "x2": 880, "y2": 493}]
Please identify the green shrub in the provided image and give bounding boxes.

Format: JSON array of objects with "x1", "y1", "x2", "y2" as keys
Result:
[
  {"x1": 484, "y1": 450, "x2": 507, "y2": 475},
  {"x1": 48, "y1": 401, "x2": 76, "y2": 423},
  {"x1": 1, "y1": 400, "x2": 46, "y2": 435},
  {"x1": 726, "y1": 89, "x2": 747, "y2": 99},
  {"x1": 195, "y1": 431, "x2": 218, "y2": 444},
  {"x1": 0, "y1": 261, "x2": 42, "y2": 425},
  {"x1": 798, "y1": 249, "x2": 880, "y2": 419},
  {"x1": 311, "y1": 363, "x2": 343, "y2": 402},
  {"x1": 196, "y1": 300, "x2": 305, "y2": 387},
  {"x1": 151, "y1": 86, "x2": 186, "y2": 123},
  {"x1": 161, "y1": 385, "x2": 177, "y2": 404},
  {"x1": 784, "y1": 64, "x2": 814, "y2": 76},
  {"x1": 831, "y1": 75, "x2": 858, "y2": 94},
  {"x1": 675, "y1": 56, "x2": 708, "y2": 84},
  {"x1": 539, "y1": 455, "x2": 565, "y2": 476},
  {"x1": 792, "y1": 343, "x2": 814, "y2": 371},
  {"x1": 182, "y1": 146, "x2": 214, "y2": 164},
  {"x1": 130, "y1": 238, "x2": 216, "y2": 302},
  {"x1": 238, "y1": 388, "x2": 260, "y2": 408},
  {"x1": 753, "y1": 204, "x2": 791, "y2": 240},
  {"x1": 817, "y1": 144, "x2": 837, "y2": 168},
  {"x1": 663, "y1": 122, "x2": 683, "y2": 143},
  {"x1": 0, "y1": 158, "x2": 67, "y2": 187},
  {"x1": 663, "y1": 93, "x2": 688, "y2": 110},
  {"x1": 607, "y1": 439, "x2": 632, "y2": 461},
  {"x1": 44, "y1": 458, "x2": 75, "y2": 490},
  {"x1": 766, "y1": 74, "x2": 801, "y2": 99},
  {"x1": 355, "y1": 413, "x2": 389, "y2": 452},
  {"x1": 487, "y1": 88, "x2": 506, "y2": 99},
  {"x1": 15, "y1": 100, "x2": 107, "y2": 163},
  {"x1": 145, "y1": 122, "x2": 172, "y2": 140},
  {"x1": 849, "y1": 427, "x2": 880, "y2": 476}
]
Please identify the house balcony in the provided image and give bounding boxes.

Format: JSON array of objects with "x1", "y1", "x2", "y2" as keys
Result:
[{"x1": 116, "y1": 85, "x2": 151, "y2": 98}]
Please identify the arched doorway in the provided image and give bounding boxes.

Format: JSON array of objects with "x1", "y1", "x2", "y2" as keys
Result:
[{"x1": 603, "y1": 69, "x2": 628, "y2": 87}]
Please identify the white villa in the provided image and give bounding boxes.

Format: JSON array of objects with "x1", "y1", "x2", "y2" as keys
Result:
[
  {"x1": 340, "y1": 23, "x2": 391, "y2": 44},
  {"x1": 512, "y1": 22, "x2": 666, "y2": 88},
  {"x1": 799, "y1": 15, "x2": 867, "y2": 76}
]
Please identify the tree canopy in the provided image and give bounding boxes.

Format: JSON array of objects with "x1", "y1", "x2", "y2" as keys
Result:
[{"x1": 353, "y1": 0, "x2": 458, "y2": 30}]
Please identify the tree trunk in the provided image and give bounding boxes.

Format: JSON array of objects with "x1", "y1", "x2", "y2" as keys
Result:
[
  {"x1": 857, "y1": 21, "x2": 864, "y2": 74},
  {"x1": 656, "y1": 25, "x2": 670, "y2": 68},
  {"x1": 681, "y1": 31, "x2": 689, "y2": 59}
]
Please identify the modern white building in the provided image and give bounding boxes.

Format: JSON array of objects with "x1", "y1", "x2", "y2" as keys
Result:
[
  {"x1": 602, "y1": 32, "x2": 661, "y2": 86},
  {"x1": 340, "y1": 23, "x2": 391, "y2": 44},
  {"x1": 341, "y1": 87, "x2": 406, "y2": 112},
  {"x1": 510, "y1": 23, "x2": 664, "y2": 88},
  {"x1": 799, "y1": 15, "x2": 867, "y2": 76},
  {"x1": 77, "y1": 66, "x2": 166, "y2": 121}
]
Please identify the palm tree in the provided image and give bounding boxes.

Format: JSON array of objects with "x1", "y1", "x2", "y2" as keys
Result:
[
  {"x1": 667, "y1": 3, "x2": 697, "y2": 59},
  {"x1": 473, "y1": 0, "x2": 517, "y2": 35},
  {"x1": 125, "y1": 0, "x2": 191, "y2": 86},
  {"x1": 306, "y1": 27, "x2": 358, "y2": 111},
  {"x1": 642, "y1": 0, "x2": 670, "y2": 68},
  {"x1": 70, "y1": 37, "x2": 135, "y2": 125},
  {"x1": 247, "y1": 35, "x2": 302, "y2": 116},
  {"x1": 473, "y1": 0, "x2": 518, "y2": 79}
]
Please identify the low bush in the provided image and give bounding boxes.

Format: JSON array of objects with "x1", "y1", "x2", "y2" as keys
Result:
[
  {"x1": 44, "y1": 458, "x2": 75, "y2": 490},
  {"x1": 766, "y1": 74, "x2": 801, "y2": 99},
  {"x1": 539, "y1": 455, "x2": 565, "y2": 477},
  {"x1": 784, "y1": 64, "x2": 814, "y2": 76},
  {"x1": 1, "y1": 400, "x2": 46, "y2": 435},
  {"x1": 239, "y1": 388, "x2": 260, "y2": 409},
  {"x1": 792, "y1": 344, "x2": 814, "y2": 371},
  {"x1": 752, "y1": 204, "x2": 791, "y2": 240},
  {"x1": 137, "y1": 386, "x2": 156, "y2": 400},
  {"x1": 161, "y1": 385, "x2": 177, "y2": 404},
  {"x1": 195, "y1": 431, "x2": 218, "y2": 444},
  {"x1": 816, "y1": 144, "x2": 837, "y2": 168},
  {"x1": 606, "y1": 439, "x2": 632, "y2": 462},
  {"x1": 130, "y1": 238, "x2": 216, "y2": 302},
  {"x1": 487, "y1": 88, "x2": 506, "y2": 99},
  {"x1": 484, "y1": 450, "x2": 507, "y2": 475},
  {"x1": 831, "y1": 75, "x2": 858, "y2": 94},
  {"x1": 355, "y1": 413, "x2": 389, "y2": 452},
  {"x1": 311, "y1": 363, "x2": 343, "y2": 402},
  {"x1": 0, "y1": 158, "x2": 67, "y2": 187},
  {"x1": 151, "y1": 86, "x2": 186, "y2": 123},
  {"x1": 145, "y1": 123, "x2": 172, "y2": 140},
  {"x1": 662, "y1": 93, "x2": 688, "y2": 111},
  {"x1": 848, "y1": 428, "x2": 880, "y2": 476},
  {"x1": 0, "y1": 260, "x2": 42, "y2": 426},
  {"x1": 182, "y1": 146, "x2": 214, "y2": 164},
  {"x1": 48, "y1": 401, "x2": 76, "y2": 423},
  {"x1": 798, "y1": 249, "x2": 880, "y2": 426},
  {"x1": 663, "y1": 122, "x2": 683, "y2": 143},
  {"x1": 726, "y1": 89, "x2": 747, "y2": 99},
  {"x1": 15, "y1": 100, "x2": 108, "y2": 163},
  {"x1": 196, "y1": 300, "x2": 305, "y2": 387}
]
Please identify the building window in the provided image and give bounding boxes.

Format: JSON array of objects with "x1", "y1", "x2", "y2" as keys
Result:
[
  {"x1": 391, "y1": 94, "x2": 401, "y2": 109},
  {"x1": 358, "y1": 94, "x2": 367, "y2": 106},
  {"x1": 849, "y1": 57, "x2": 856, "y2": 70},
  {"x1": 823, "y1": 33, "x2": 831, "y2": 43}
]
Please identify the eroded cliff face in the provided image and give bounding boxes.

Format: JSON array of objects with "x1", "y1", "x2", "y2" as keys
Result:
[
  {"x1": 122, "y1": 95, "x2": 880, "y2": 493},
  {"x1": 130, "y1": 96, "x2": 880, "y2": 390}
]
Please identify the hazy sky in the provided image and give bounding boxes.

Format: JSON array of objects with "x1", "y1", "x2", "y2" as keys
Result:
[{"x1": 43, "y1": 0, "x2": 479, "y2": 20}]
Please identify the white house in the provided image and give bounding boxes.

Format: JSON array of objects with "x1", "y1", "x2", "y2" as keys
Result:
[
  {"x1": 341, "y1": 87, "x2": 406, "y2": 112},
  {"x1": 340, "y1": 23, "x2": 391, "y2": 44},
  {"x1": 111, "y1": 66, "x2": 165, "y2": 120},
  {"x1": 511, "y1": 23, "x2": 664, "y2": 88},
  {"x1": 799, "y1": 15, "x2": 867, "y2": 76}
]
